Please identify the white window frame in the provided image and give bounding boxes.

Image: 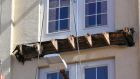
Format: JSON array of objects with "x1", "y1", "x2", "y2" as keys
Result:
[
  {"x1": 40, "y1": 0, "x2": 115, "y2": 41},
  {"x1": 41, "y1": 0, "x2": 76, "y2": 41},
  {"x1": 77, "y1": 0, "x2": 115, "y2": 36},
  {"x1": 47, "y1": 0, "x2": 70, "y2": 33},
  {"x1": 79, "y1": 59, "x2": 115, "y2": 79},
  {"x1": 39, "y1": 64, "x2": 76, "y2": 79},
  {"x1": 39, "y1": 59, "x2": 115, "y2": 79}
]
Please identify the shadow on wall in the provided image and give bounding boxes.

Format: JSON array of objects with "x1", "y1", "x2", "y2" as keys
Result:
[
  {"x1": 0, "y1": 55, "x2": 11, "y2": 79},
  {"x1": 0, "y1": 0, "x2": 40, "y2": 35},
  {"x1": 0, "y1": 0, "x2": 11, "y2": 35},
  {"x1": 13, "y1": 0, "x2": 40, "y2": 26},
  {"x1": 0, "y1": 20, "x2": 12, "y2": 35},
  {"x1": 1, "y1": 0, "x2": 6, "y2": 4}
]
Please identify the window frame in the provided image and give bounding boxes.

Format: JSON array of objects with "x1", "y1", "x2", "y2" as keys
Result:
[
  {"x1": 77, "y1": 0, "x2": 115, "y2": 36},
  {"x1": 80, "y1": 59, "x2": 115, "y2": 79},
  {"x1": 85, "y1": 0, "x2": 108, "y2": 27},
  {"x1": 38, "y1": 59, "x2": 115, "y2": 79},
  {"x1": 40, "y1": 0, "x2": 115, "y2": 41},
  {"x1": 39, "y1": 64, "x2": 76, "y2": 79},
  {"x1": 41, "y1": 0, "x2": 77, "y2": 41},
  {"x1": 45, "y1": 0, "x2": 74, "y2": 34},
  {"x1": 48, "y1": 0, "x2": 71, "y2": 33}
]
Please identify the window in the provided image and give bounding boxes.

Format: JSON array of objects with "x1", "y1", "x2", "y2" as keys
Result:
[
  {"x1": 48, "y1": 0, "x2": 70, "y2": 33},
  {"x1": 39, "y1": 65, "x2": 73, "y2": 79},
  {"x1": 39, "y1": 59, "x2": 115, "y2": 79},
  {"x1": 41, "y1": 0, "x2": 114, "y2": 40},
  {"x1": 47, "y1": 71, "x2": 69, "y2": 79},
  {"x1": 85, "y1": 66, "x2": 108, "y2": 79},
  {"x1": 85, "y1": 0, "x2": 107, "y2": 27}
]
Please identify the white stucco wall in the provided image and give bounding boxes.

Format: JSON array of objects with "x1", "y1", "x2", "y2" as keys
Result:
[
  {"x1": 11, "y1": 0, "x2": 139, "y2": 79},
  {"x1": 13, "y1": 0, "x2": 39, "y2": 45},
  {"x1": 0, "y1": 0, "x2": 12, "y2": 79}
]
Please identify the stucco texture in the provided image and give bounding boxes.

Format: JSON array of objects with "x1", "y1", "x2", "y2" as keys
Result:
[
  {"x1": 13, "y1": 0, "x2": 39, "y2": 45},
  {"x1": 0, "y1": 0, "x2": 12, "y2": 79}
]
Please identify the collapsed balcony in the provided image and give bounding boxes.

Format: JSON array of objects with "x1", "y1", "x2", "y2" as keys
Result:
[{"x1": 12, "y1": 27, "x2": 135, "y2": 64}]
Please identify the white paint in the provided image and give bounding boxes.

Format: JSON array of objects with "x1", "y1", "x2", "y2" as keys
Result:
[
  {"x1": 0, "y1": 0, "x2": 12, "y2": 79},
  {"x1": 11, "y1": 0, "x2": 15, "y2": 54}
]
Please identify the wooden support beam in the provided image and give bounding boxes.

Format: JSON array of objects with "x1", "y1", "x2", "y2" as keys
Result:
[
  {"x1": 84, "y1": 34, "x2": 92, "y2": 47},
  {"x1": 19, "y1": 45, "x2": 23, "y2": 54},
  {"x1": 13, "y1": 28, "x2": 135, "y2": 63},
  {"x1": 123, "y1": 27, "x2": 129, "y2": 33},
  {"x1": 36, "y1": 43, "x2": 43, "y2": 54},
  {"x1": 68, "y1": 35, "x2": 75, "y2": 49},
  {"x1": 51, "y1": 39, "x2": 58, "y2": 51},
  {"x1": 103, "y1": 32, "x2": 110, "y2": 45}
]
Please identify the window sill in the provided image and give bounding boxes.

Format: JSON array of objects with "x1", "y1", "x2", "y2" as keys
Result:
[
  {"x1": 83, "y1": 25, "x2": 109, "y2": 30},
  {"x1": 46, "y1": 30, "x2": 71, "y2": 35}
]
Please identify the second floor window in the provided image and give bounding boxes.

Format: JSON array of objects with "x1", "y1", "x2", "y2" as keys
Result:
[
  {"x1": 85, "y1": 0, "x2": 107, "y2": 27},
  {"x1": 42, "y1": 0, "x2": 114, "y2": 40},
  {"x1": 49, "y1": 0, "x2": 70, "y2": 33}
]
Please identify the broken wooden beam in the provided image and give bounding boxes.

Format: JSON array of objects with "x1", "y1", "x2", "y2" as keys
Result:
[
  {"x1": 109, "y1": 32, "x2": 128, "y2": 46},
  {"x1": 103, "y1": 32, "x2": 110, "y2": 45},
  {"x1": 57, "y1": 37, "x2": 76, "y2": 52},
  {"x1": 35, "y1": 43, "x2": 43, "y2": 54},
  {"x1": 12, "y1": 27, "x2": 135, "y2": 63},
  {"x1": 21, "y1": 44, "x2": 38, "y2": 59},
  {"x1": 51, "y1": 39, "x2": 58, "y2": 51},
  {"x1": 85, "y1": 34, "x2": 92, "y2": 47},
  {"x1": 40, "y1": 41, "x2": 59, "y2": 55},
  {"x1": 77, "y1": 34, "x2": 93, "y2": 49},
  {"x1": 122, "y1": 27, "x2": 135, "y2": 46},
  {"x1": 67, "y1": 35, "x2": 76, "y2": 49},
  {"x1": 92, "y1": 34, "x2": 109, "y2": 47}
]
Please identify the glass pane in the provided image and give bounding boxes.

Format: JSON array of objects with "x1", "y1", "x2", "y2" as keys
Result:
[
  {"x1": 49, "y1": 21, "x2": 59, "y2": 33},
  {"x1": 86, "y1": 0, "x2": 96, "y2": 3},
  {"x1": 60, "y1": 0, "x2": 70, "y2": 7},
  {"x1": 101, "y1": 1, "x2": 107, "y2": 13},
  {"x1": 97, "y1": 66, "x2": 108, "y2": 79},
  {"x1": 86, "y1": 3, "x2": 96, "y2": 15},
  {"x1": 47, "y1": 71, "x2": 69, "y2": 79},
  {"x1": 86, "y1": 15, "x2": 96, "y2": 27},
  {"x1": 49, "y1": 0, "x2": 59, "y2": 8},
  {"x1": 49, "y1": 8, "x2": 59, "y2": 20},
  {"x1": 97, "y1": 14, "x2": 101, "y2": 25},
  {"x1": 60, "y1": 19, "x2": 69, "y2": 30},
  {"x1": 97, "y1": 1, "x2": 107, "y2": 14},
  {"x1": 97, "y1": 14, "x2": 107, "y2": 26},
  {"x1": 101, "y1": 14, "x2": 107, "y2": 25},
  {"x1": 97, "y1": 2, "x2": 101, "y2": 14},
  {"x1": 85, "y1": 68, "x2": 96, "y2": 79},
  {"x1": 47, "y1": 73, "x2": 57, "y2": 79},
  {"x1": 97, "y1": 0, "x2": 103, "y2": 2},
  {"x1": 60, "y1": 7, "x2": 69, "y2": 19}
]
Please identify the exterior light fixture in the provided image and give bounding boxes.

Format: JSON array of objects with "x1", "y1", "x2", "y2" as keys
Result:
[{"x1": 44, "y1": 54, "x2": 67, "y2": 70}]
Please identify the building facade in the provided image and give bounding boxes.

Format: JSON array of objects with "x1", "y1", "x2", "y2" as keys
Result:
[{"x1": 0, "y1": 0, "x2": 140, "y2": 79}]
